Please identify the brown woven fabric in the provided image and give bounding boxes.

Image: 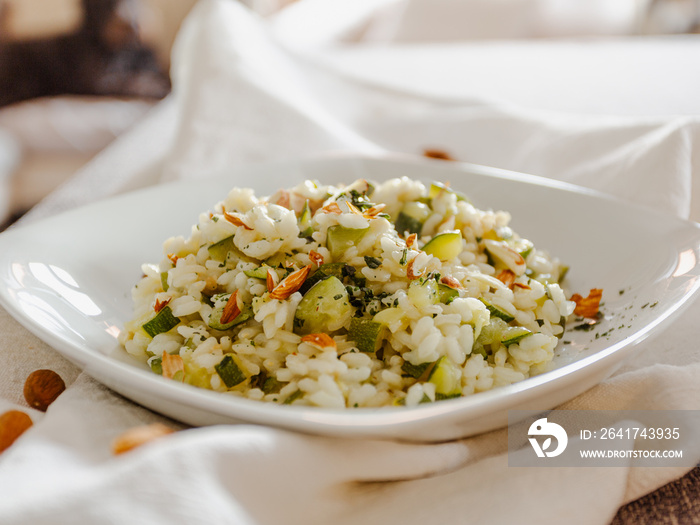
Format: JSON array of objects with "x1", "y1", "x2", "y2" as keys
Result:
[{"x1": 613, "y1": 466, "x2": 700, "y2": 524}]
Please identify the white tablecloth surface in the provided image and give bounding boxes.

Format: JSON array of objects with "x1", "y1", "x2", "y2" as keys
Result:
[{"x1": 1, "y1": 1, "x2": 700, "y2": 523}]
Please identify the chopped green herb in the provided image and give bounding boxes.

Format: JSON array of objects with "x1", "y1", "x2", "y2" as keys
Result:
[{"x1": 364, "y1": 256, "x2": 382, "y2": 269}]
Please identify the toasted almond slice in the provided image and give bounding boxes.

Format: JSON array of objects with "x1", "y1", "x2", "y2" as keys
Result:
[
  {"x1": 424, "y1": 149, "x2": 455, "y2": 161},
  {"x1": 0, "y1": 410, "x2": 33, "y2": 453},
  {"x1": 220, "y1": 290, "x2": 242, "y2": 324},
  {"x1": 309, "y1": 250, "x2": 324, "y2": 267},
  {"x1": 496, "y1": 269, "x2": 516, "y2": 289},
  {"x1": 406, "y1": 258, "x2": 425, "y2": 280},
  {"x1": 440, "y1": 275, "x2": 463, "y2": 290},
  {"x1": 406, "y1": 233, "x2": 418, "y2": 249},
  {"x1": 154, "y1": 298, "x2": 171, "y2": 313},
  {"x1": 320, "y1": 202, "x2": 342, "y2": 214},
  {"x1": 161, "y1": 351, "x2": 184, "y2": 382},
  {"x1": 223, "y1": 210, "x2": 253, "y2": 230},
  {"x1": 269, "y1": 265, "x2": 312, "y2": 300},
  {"x1": 167, "y1": 253, "x2": 179, "y2": 266},
  {"x1": 483, "y1": 240, "x2": 526, "y2": 275},
  {"x1": 300, "y1": 333, "x2": 336, "y2": 350},
  {"x1": 363, "y1": 203, "x2": 386, "y2": 218},
  {"x1": 513, "y1": 282, "x2": 531, "y2": 290},
  {"x1": 112, "y1": 423, "x2": 175, "y2": 455},
  {"x1": 571, "y1": 288, "x2": 603, "y2": 318},
  {"x1": 269, "y1": 189, "x2": 291, "y2": 210},
  {"x1": 345, "y1": 201, "x2": 361, "y2": 215},
  {"x1": 266, "y1": 269, "x2": 279, "y2": 293}
]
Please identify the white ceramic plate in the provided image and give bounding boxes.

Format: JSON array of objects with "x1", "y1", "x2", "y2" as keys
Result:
[{"x1": 1, "y1": 154, "x2": 699, "y2": 442}]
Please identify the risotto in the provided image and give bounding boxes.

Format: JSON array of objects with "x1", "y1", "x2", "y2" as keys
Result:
[{"x1": 119, "y1": 177, "x2": 575, "y2": 408}]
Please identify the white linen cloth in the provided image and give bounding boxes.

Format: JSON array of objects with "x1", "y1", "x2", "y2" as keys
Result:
[
  {"x1": 1, "y1": 1, "x2": 700, "y2": 523},
  {"x1": 269, "y1": 0, "x2": 651, "y2": 46}
]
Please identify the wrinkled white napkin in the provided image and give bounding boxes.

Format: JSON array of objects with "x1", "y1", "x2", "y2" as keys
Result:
[
  {"x1": 270, "y1": 0, "x2": 650, "y2": 46},
  {"x1": 2, "y1": 1, "x2": 700, "y2": 524}
]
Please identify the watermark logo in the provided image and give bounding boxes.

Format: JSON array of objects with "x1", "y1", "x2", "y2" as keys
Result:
[{"x1": 528, "y1": 417, "x2": 568, "y2": 458}]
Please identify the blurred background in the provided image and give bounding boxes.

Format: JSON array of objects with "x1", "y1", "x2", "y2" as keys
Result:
[{"x1": 0, "y1": 0, "x2": 698, "y2": 230}]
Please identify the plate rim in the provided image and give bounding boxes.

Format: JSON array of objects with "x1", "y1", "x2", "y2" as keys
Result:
[{"x1": 2, "y1": 152, "x2": 700, "y2": 438}]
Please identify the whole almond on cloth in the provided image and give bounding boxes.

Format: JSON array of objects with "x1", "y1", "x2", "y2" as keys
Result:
[
  {"x1": 0, "y1": 410, "x2": 33, "y2": 453},
  {"x1": 112, "y1": 423, "x2": 175, "y2": 455},
  {"x1": 23, "y1": 369, "x2": 66, "y2": 411}
]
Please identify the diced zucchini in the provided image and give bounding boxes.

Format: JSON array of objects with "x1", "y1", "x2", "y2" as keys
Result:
[
  {"x1": 149, "y1": 357, "x2": 162, "y2": 375},
  {"x1": 215, "y1": 355, "x2": 246, "y2": 388},
  {"x1": 501, "y1": 326, "x2": 532, "y2": 346},
  {"x1": 208, "y1": 235, "x2": 235, "y2": 262},
  {"x1": 160, "y1": 271, "x2": 169, "y2": 292},
  {"x1": 243, "y1": 265, "x2": 272, "y2": 279},
  {"x1": 479, "y1": 297, "x2": 515, "y2": 322},
  {"x1": 208, "y1": 235, "x2": 255, "y2": 263},
  {"x1": 262, "y1": 377, "x2": 283, "y2": 394},
  {"x1": 437, "y1": 283, "x2": 459, "y2": 304},
  {"x1": 283, "y1": 389, "x2": 303, "y2": 404},
  {"x1": 183, "y1": 361, "x2": 211, "y2": 389},
  {"x1": 142, "y1": 306, "x2": 180, "y2": 337},
  {"x1": 326, "y1": 225, "x2": 369, "y2": 260},
  {"x1": 293, "y1": 276, "x2": 353, "y2": 334},
  {"x1": 395, "y1": 201, "x2": 431, "y2": 236},
  {"x1": 298, "y1": 200, "x2": 313, "y2": 238},
  {"x1": 401, "y1": 360, "x2": 433, "y2": 379},
  {"x1": 348, "y1": 318, "x2": 386, "y2": 353},
  {"x1": 407, "y1": 279, "x2": 439, "y2": 308},
  {"x1": 428, "y1": 356, "x2": 462, "y2": 397},
  {"x1": 428, "y1": 182, "x2": 468, "y2": 202},
  {"x1": 422, "y1": 231, "x2": 462, "y2": 261}
]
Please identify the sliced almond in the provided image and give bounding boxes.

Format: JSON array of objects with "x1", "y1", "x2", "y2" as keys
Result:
[
  {"x1": 269, "y1": 189, "x2": 291, "y2": 210},
  {"x1": 154, "y1": 298, "x2": 171, "y2": 313},
  {"x1": 266, "y1": 269, "x2": 279, "y2": 293},
  {"x1": 112, "y1": 423, "x2": 175, "y2": 455},
  {"x1": 220, "y1": 290, "x2": 241, "y2": 324},
  {"x1": 308, "y1": 250, "x2": 324, "y2": 267},
  {"x1": 223, "y1": 210, "x2": 253, "y2": 230},
  {"x1": 363, "y1": 203, "x2": 386, "y2": 219},
  {"x1": 406, "y1": 258, "x2": 425, "y2": 280},
  {"x1": 496, "y1": 269, "x2": 516, "y2": 289},
  {"x1": 161, "y1": 352, "x2": 185, "y2": 382},
  {"x1": 440, "y1": 275, "x2": 463, "y2": 290},
  {"x1": 423, "y1": 148, "x2": 455, "y2": 161},
  {"x1": 405, "y1": 233, "x2": 418, "y2": 249},
  {"x1": 300, "y1": 333, "x2": 336, "y2": 350},
  {"x1": 0, "y1": 410, "x2": 33, "y2": 453},
  {"x1": 269, "y1": 265, "x2": 312, "y2": 300},
  {"x1": 319, "y1": 202, "x2": 342, "y2": 215}
]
